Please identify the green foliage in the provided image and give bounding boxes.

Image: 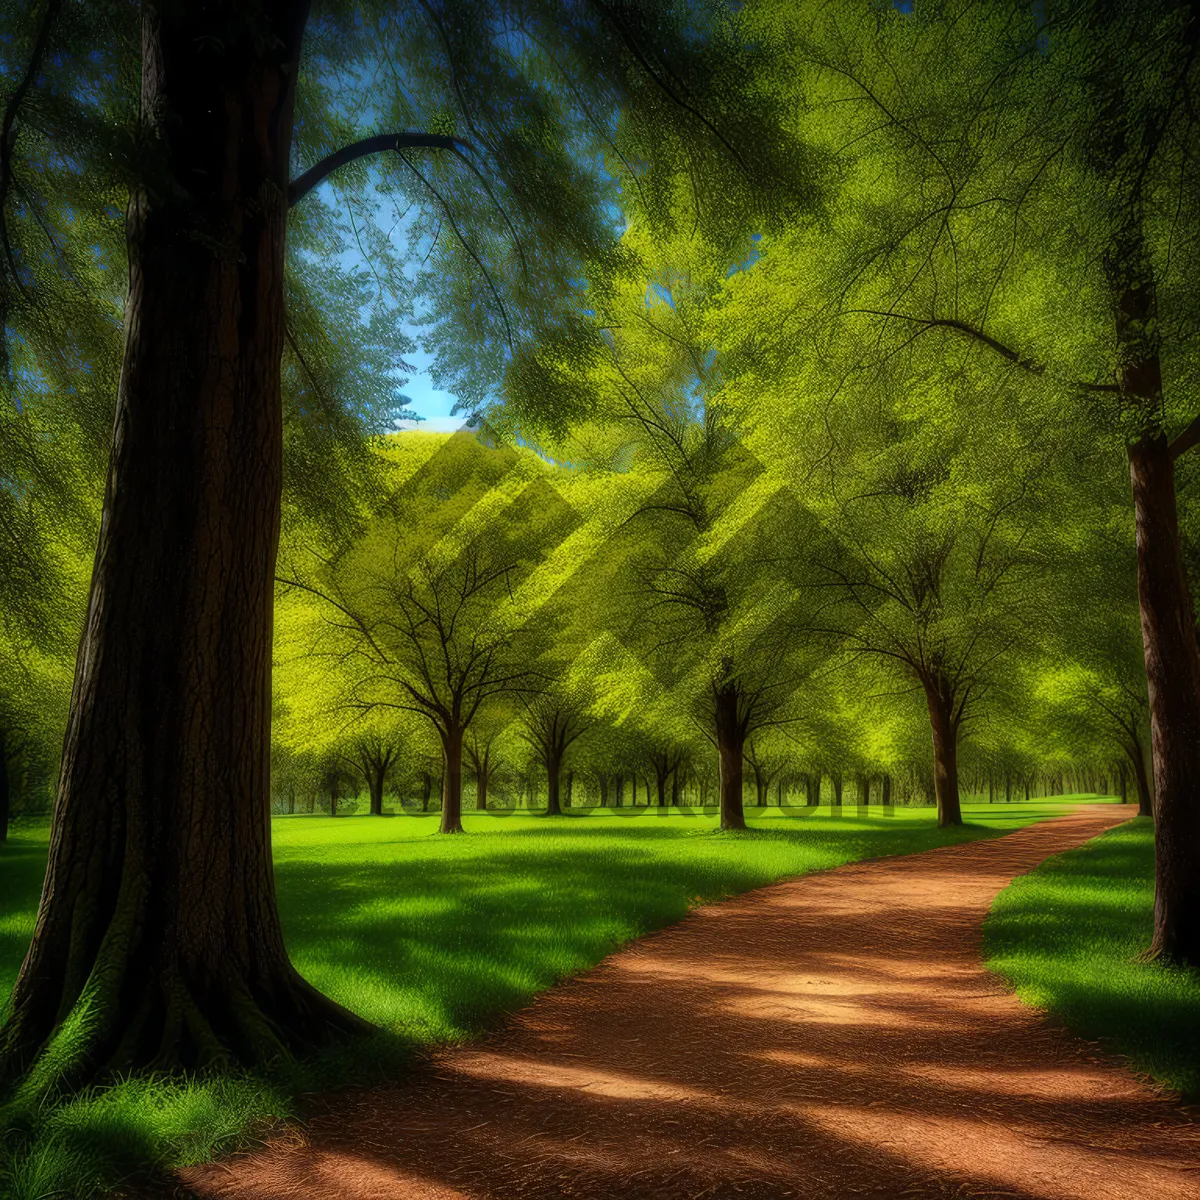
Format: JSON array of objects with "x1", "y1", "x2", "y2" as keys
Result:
[{"x1": 985, "y1": 819, "x2": 1200, "y2": 1098}]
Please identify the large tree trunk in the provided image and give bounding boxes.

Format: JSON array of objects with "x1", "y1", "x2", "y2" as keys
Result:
[
  {"x1": 922, "y1": 678, "x2": 964, "y2": 828},
  {"x1": 1128, "y1": 434, "x2": 1200, "y2": 961},
  {"x1": 0, "y1": 2, "x2": 370, "y2": 1088},
  {"x1": 440, "y1": 728, "x2": 465, "y2": 834}
]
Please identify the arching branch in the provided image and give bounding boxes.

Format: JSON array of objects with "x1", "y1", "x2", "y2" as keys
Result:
[{"x1": 288, "y1": 132, "x2": 468, "y2": 207}]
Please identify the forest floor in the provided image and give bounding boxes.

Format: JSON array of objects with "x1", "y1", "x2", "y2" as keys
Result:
[{"x1": 176, "y1": 805, "x2": 1200, "y2": 1200}]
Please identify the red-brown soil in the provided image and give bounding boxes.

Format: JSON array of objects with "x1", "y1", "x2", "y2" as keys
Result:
[{"x1": 179, "y1": 807, "x2": 1200, "y2": 1199}]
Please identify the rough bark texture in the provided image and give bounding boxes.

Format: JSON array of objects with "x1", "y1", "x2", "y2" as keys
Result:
[
  {"x1": 1129, "y1": 435, "x2": 1200, "y2": 961},
  {"x1": 0, "y1": 2, "x2": 371, "y2": 1086},
  {"x1": 923, "y1": 679, "x2": 964, "y2": 828}
]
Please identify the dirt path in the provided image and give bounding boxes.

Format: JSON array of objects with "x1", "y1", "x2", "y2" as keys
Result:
[{"x1": 180, "y1": 807, "x2": 1200, "y2": 1200}]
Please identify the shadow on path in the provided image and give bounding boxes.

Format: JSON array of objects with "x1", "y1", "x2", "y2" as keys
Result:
[{"x1": 179, "y1": 807, "x2": 1200, "y2": 1200}]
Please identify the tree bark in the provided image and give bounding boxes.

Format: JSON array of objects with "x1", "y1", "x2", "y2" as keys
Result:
[
  {"x1": 1128, "y1": 434, "x2": 1200, "y2": 961},
  {"x1": 881, "y1": 773, "x2": 892, "y2": 807},
  {"x1": 440, "y1": 728, "x2": 465, "y2": 834},
  {"x1": 831, "y1": 773, "x2": 843, "y2": 808},
  {"x1": 923, "y1": 678, "x2": 964, "y2": 828},
  {"x1": 0, "y1": 1, "x2": 371, "y2": 1087},
  {"x1": 807, "y1": 773, "x2": 820, "y2": 807}
]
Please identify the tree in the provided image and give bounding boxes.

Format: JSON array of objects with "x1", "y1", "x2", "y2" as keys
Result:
[
  {"x1": 519, "y1": 690, "x2": 590, "y2": 817},
  {"x1": 741, "y1": 0, "x2": 1200, "y2": 956},
  {"x1": 348, "y1": 735, "x2": 400, "y2": 817}
]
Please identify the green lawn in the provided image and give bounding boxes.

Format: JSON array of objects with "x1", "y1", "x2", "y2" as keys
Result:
[
  {"x1": 985, "y1": 815, "x2": 1200, "y2": 1099},
  {"x1": 0, "y1": 799, "x2": 1102, "y2": 1198}
]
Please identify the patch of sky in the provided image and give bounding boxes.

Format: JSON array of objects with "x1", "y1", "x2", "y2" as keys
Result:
[{"x1": 646, "y1": 281, "x2": 675, "y2": 308}]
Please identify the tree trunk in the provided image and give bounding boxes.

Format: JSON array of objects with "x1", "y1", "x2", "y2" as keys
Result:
[
  {"x1": 420, "y1": 771, "x2": 432, "y2": 813},
  {"x1": 329, "y1": 779, "x2": 339, "y2": 818},
  {"x1": 831, "y1": 773, "x2": 843, "y2": 808},
  {"x1": 0, "y1": 729, "x2": 8, "y2": 843},
  {"x1": 1125, "y1": 738, "x2": 1155, "y2": 819},
  {"x1": 475, "y1": 764, "x2": 489, "y2": 811},
  {"x1": 807, "y1": 773, "x2": 820, "y2": 807},
  {"x1": 440, "y1": 728, "x2": 465, "y2": 834},
  {"x1": 0, "y1": 2, "x2": 371, "y2": 1087},
  {"x1": 856, "y1": 773, "x2": 869, "y2": 806},
  {"x1": 1117, "y1": 759, "x2": 1129, "y2": 803},
  {"x1": 1128, "y1": 434, "x2": 1200, "y2": 961},
  {"x1": 598, "y1": 774, "x2": 610, "y2": 808},
  {"x1": 713, "y1": 685, "x2": 746, "y2": 831},
  {"x1": 545, "y1": 749, "x2": 562, "y2": 816},
  {"x1": 923, "y1": 679, "x2": 964, "y2": 828},
  {"x1": 881, "y1": 774, "x2": 892, "y2": 807},
  {"x1": 367, "y1": 770, "x2": 384, "y2": 817}
]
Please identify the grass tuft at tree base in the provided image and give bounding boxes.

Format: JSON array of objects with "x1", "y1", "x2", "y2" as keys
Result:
[
  {"x1": 984, "y1": 816, "x2": 1200, "y2": 1098},
  {"x1": 1, "y1": 800, "x2": 1098, "y2": 1198}
]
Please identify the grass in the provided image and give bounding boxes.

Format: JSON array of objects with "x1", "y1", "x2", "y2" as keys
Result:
[
  {"x1": 0, "y1": 798, "x2": 1099, "y2": 1197},
  {"x1": 985, "y1": 814, "x2": 1200, "y2": 1099}
]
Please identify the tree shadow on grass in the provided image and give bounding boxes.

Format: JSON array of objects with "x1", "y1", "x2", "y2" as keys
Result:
[{"x1": 984, "y1": 817, "x2": 1200, "y2": 1097}]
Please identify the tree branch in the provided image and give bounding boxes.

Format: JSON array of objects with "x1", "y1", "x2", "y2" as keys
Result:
[
  {"x1": 288, "y1": 132, "x2": 468, "y2": 207},
  {"x1": 1170, "y1": 412, "x2": 1200, "y2": 459}
]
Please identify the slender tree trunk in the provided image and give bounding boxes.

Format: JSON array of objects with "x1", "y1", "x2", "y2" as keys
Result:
[
  {"x1": 440, "y1": 727, "x2": 464, "y2": 834},
  {"x1": 831, "y1": 773, "x2": 843, "y2": 808},
  {"x1": 545, "y1": 749, "x2": 562, "y2": 816},
  {"x1": 0, "y1": 729, "x2": 8, "y2": 843},
  {"x1": 475, "y1": 763, "x2": 489, "y2": 811},
  {"x1": 807, "y1": 773, "x2": 820, "y2": 807},
  {"x1": 367, "y1": 769, "x2": 384, "y2": 817},
  {"x1": 922, "y1": 679, "x2": 964, "y2": 828},
  {"x1": 1117, "y1": 759, "x2": 1129, "y2": 803},
  {"x1": 881, "y1": 774, "x2": 892, "y2": 807},
  {"x1": 856, "y1": 773, "x2": 869, "y2": 806},
  {"x1": 329, "y1": 779, "x2": 338, "y2": 818},
  {"x1": 1125, "y1": 738, "x2": 1156, "y2": 820},
  {"x1": 1128, "y1": 434, "x2": 1200, "y2": 961},
  {"x1": 599, "y1": 774, "x2": 609, "y2": 808},
  {"x1": 713, "y1": 684, "x2": 746, "y2": 831},
  {"x1": 420, "y1": 771, "x2": 432, "y2": 813},
  {"x1": 0, "y1": 2, "x2": 371, "y2": 1086}
]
